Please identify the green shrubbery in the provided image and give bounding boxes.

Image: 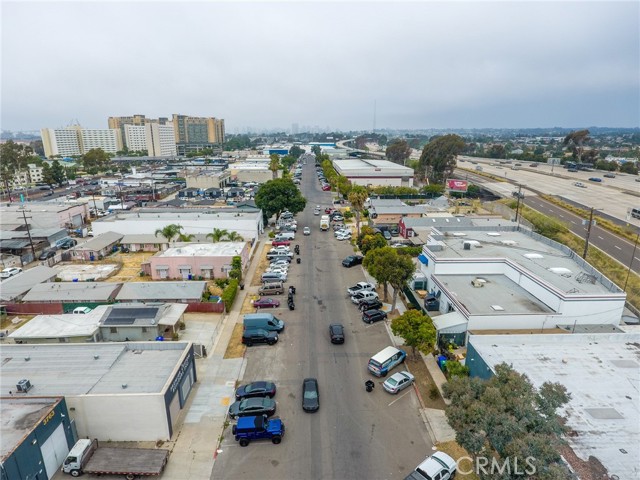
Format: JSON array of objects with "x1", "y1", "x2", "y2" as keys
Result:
[{"x1": 221, "y1": 279, "x2": 239, "y2": 311}]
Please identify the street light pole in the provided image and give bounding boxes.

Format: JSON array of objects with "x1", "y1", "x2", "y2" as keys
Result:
[{"x1": 515, "y1": 185, "x2": 523, "y2": 226}]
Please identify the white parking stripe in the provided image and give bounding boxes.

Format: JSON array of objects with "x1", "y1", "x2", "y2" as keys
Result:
[
  {"x1": 388, "y1": 389, "x2": 412, "y2": 406},
  {"x1": 614, "y1": 246, "x2": 622, "y2": 250}
]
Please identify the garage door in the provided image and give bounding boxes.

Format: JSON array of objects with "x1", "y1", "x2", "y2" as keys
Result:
[
  {"x1": 41, "y1": 423, "x2": 70, "y2": 479},
  {"x1": 71, "y1": 214, "x2": 82, "y2": 226}
]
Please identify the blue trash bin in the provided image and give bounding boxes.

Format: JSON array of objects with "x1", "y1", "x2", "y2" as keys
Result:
[{"x1": 188, "y1": 274, "x2": 193, "y2": 280}]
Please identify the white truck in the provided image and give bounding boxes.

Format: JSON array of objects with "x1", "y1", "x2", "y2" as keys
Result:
[
  {"x1": 61, "y1": 438, "x2": 169, "y2": 479},
  {"x1": 320, "y1": 215, "x2": 330, "y2": 231}
]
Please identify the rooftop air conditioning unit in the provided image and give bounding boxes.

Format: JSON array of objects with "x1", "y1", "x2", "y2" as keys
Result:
[
  {"x1": 16, "y1": 379, "x2": 32, "y2": 393},
  {"x1": 471, "y1": 278, "x2": 487, "y2": 288},
  {"x1": 463, "y1": 242, "x2": 471, "y2": 250}
]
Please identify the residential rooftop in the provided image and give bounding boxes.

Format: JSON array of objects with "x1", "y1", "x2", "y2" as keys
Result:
[
  {"x1": 156, "y1": 242, "x2": 246, "y2": 258},
  {"x1": 469, "y1": 333, "x2": 640, "y2": 480},
  {"x1": 0, "y1": 342, "x2": 191, "y2": 395},
  {"x1": 22, "y1": 282, "x2": 122, "y2": 302},
  {"x1": 115, "y1": 281, "x2": 207, "y2": 301},
  {"x1": 0, "y1": 266, "x2": 58, "y2": 302},
  {"x1": 9, "y1": 306, "x2": 108, "y2": 339}
]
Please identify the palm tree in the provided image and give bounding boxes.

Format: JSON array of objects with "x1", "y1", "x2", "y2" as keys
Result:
[
  {"x1": 348, "y1": 186, "x2": 368, "y2": 239},
  {"x1": 155, "y1": 224, "x2": 183, "y2": 243},
  {"x1": 177, "y1": 233, "x2": 195, "y2": 242},
  {"x1": 225, "y1": 231, "x2": 244, "y2": 242},
  {"x1": 207, "y1": 228, "x2": 229, "y2": 243},
  {"x1": 269, "y1": 154, "x2": 280, "y2": 180}
]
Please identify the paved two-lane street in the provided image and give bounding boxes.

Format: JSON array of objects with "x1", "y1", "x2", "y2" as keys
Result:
[{"x1": 211, "y1": 160, "x2": 432, "y2": 479}]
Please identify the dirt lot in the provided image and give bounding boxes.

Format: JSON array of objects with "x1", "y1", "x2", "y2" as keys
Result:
[
  {"x1": 105, "y1": 252, "x2": 155, "y2": 282},
  {"x1": 249, "y1": 243, "x2": 279, "y2": 287}
]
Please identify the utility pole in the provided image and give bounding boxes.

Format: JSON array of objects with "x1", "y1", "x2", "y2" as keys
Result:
[
  {"x1": 514, "y1": 185, "x2": 523, "y2": 225},
  {"x1": 20, "y1": 208, "x2": 37, "y2": 262},
  {"x1": 582, "y1": 207, "x2": 597, "y2": 259}
]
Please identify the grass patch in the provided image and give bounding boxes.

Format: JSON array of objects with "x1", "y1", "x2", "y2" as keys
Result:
[
  {"x1": 223, "y1": 323, "x2": 246, "y2": 359},
  {"x1": 436, "y1": 441, "x2": 479, "y2": 479}
]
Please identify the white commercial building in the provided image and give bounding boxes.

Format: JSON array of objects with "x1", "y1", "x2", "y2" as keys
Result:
[
  {"x1": 332, "y1": 158, "x2": 414, "y2": 188},
  {"x1": 467, "y1": 333, "x2": 640, "y2": 480},
  {"x1": 418, "y1": 225, "x2": 626, "y2": 344},
  {"x1": 0, "y1": 342, "x2": 197, "y2": 441}
]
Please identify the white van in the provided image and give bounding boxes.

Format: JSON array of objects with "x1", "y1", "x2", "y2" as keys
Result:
[
  {"x1": 368, "y1": 346, "x2": 407, "y2": 377},
  {"x1": 274, "y1": 232, "x2": 295, "y2": 241}
]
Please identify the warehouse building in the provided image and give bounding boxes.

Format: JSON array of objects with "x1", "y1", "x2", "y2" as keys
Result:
[
  {"x1": 332, "y1": 158, "x2": 414, "y2": 187},
  {"x1": 0, "y1": 342, "x2": 197, "y2": 441},
  {"x1": 0, "y1": 396, "x2": 74, "y2": 480},
  {"x1": 417, "y1": 225, "x2": 626, "y2": 345}
]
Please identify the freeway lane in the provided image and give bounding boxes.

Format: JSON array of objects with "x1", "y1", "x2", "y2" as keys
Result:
[
  {"x1": 456, "y1": 169, "x2": 640, "y2": 275},
  {"x1": 522, "y1": 196, "x2": 640, "y2": 275},
  {"x1": 211, "y1": 159, "x2": 432, "y2": 479}
]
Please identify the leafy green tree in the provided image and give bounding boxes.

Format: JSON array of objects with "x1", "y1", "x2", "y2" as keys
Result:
[
  {"x1": 335, "y1": 175, "x2": 351, "y2": 198},
  {"x1": 445, "y1": 361, "x2": 469, "y2": 378},
  {"x1": 311, "y1": 145, "x2": 322, "y2": 157},
  {"x1": 280, "y1": 155, "x2": 297, "y2": 170},
  {"x1": 254, "y1": 178, "x2": 306, "y2": 223},
  {"x1": 225, "y1": 231, "x2": 244, "y2": 242},
  {"x1": 359, "y1": 232, "x2": 387, "y2": 256},
  {"x1": 207, "y1": 228, "x2": 229, "y2": 243},
  {"x1": 363, "y1": 246, "x2": 413, "y2": 302},
  {"x1": 50, "y1": 160, "x2": 67, "y2": 185},
  {"x1": 348, "y1": 185, "x2": 368, "y2": 239},
  {"x1": 385, "y1": 139, "x2": 412, "y2": 165},
  {"x1": 155, "y1": 224, "x2": 183, "y2": 243},
  {"x1": 487, "y1": 144, "x2": 506, "y2": 159},
  {"x1": 390, "y1": 310, "x2": 436, "y2": 358},
  {"x1": 177, "y1": 233, "x2": 195, "y2": 242},
  {"x1": 563, "y1": 129, "x2": 591, "y2": 164},
  {"x1": 289, "y1": 145, "x2": 303, "y2": 159},
  {"x1": 82, "y1": 148, "x2": 111, "y2": 171},
  {"x1": 41, "y1": 162, "x2": 55, "y2": 186},
  {"x1": 620, "y1": 162, "x2": 638, "y2": 175},
  {"x1": 228, "y1": 255, "x2": 243, "y2": 283},
  {"x1": 419, "y1": 134, "x2": 465, "y2": 183},
  {"x1": 65, "y1": 166, "x2": 77, "y2": 180},
  {"x1": 269, "y1": 154, "x2": 280, "y2": 180},
  {"x1": 443, "y1": 363, "x2": 572, "y2": 479}
]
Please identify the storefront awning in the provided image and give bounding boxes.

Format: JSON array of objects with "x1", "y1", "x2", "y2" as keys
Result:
[{"x1": 418, "y1": 254, "x2": 428, "y2": 265}]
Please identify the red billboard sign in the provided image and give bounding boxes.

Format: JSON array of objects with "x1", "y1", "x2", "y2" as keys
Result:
[{"x1": 446, "y1": 179, "x2": 468, "y2": 192}]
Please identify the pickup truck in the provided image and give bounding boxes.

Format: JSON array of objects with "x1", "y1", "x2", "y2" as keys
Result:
[
  {"x1": 61, "y1": 438, "x2": 169, "y2": 478},
  {"x1": 404, "y1": 451, "x2": 457, "y2": 480},
  {"x1": 232, "y1": 414, "x2": 285, "y2": 447}
]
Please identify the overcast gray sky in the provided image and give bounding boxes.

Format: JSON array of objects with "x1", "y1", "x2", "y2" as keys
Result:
[{"x1": 2, "y1": 1, "x2": 638, "y2": 132}]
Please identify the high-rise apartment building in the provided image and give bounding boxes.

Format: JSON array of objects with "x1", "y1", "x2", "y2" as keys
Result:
[
  {"x1": 40, "y1": 126, "x2": 121, "y2": 157},
  {"x1": 122, "y1": 122, "x2": 177, "y2": 156},
  {"x1": 80, "y1": 129, "x2": 122, "y2": 154},
  {"x1": 172, "y1": 114, "x2": 225, "y2": 155},
  {"x1": 108, "y1": 115, "x2": 147, "y2": 148},
  {"x1": 124, "y1": 125, "x2": 148, "y2": 152},
  {"x1": 41, "y1": 127, "x2": 82, "y2": 157},
  {"x1": 146, "y1": 122, "x2": 177, "y2": 157}
]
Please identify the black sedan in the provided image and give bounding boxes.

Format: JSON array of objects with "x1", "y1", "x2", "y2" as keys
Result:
[
  {"x1": 342, "y1": 255, "x2": 363, "y2": 268},
  {"x1": 235, "y1": 381, "x2": 277, "y2": 401},
  {"x1": 329, "y1": 324, "x2": 345, "y2": 344},
  {"x1": 228, "y1": 396, "x2": 276, "y2": 419},
  {"x1": 302, "y1": 378, "x2": 320, "y2": 412}
]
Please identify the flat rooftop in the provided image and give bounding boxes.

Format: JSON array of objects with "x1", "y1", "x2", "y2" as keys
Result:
[
  {"x1": 427, "y1": 228, "x2": 619, "y2": 295},
  {"x1": 10, "y1": 306, "x2": 108, "y2": 339},
  {"x1": 94, "y1": 208, "x2": 260, "y2": 223},
  {"x1": 435, "y1": 273, "x2": 555, "y2": 314},
  {"x1": 469, "y1": 333, "x2": 640, "y2": 480},
  {"x1": 0, "y1": 342, "x2": 190, "y2": 396},
  {"x1": 333, "y1": 158, "x2": 414, "y2": 176},
  {"x1": 0, "y1": 397, "x2": 62, "y2": 460},
  {"x1": 115, "y1": 281, "x2": 206, "y2": 301},
  {"x1": 156, "y1": 242, "x2": 245, "y2": 258}
]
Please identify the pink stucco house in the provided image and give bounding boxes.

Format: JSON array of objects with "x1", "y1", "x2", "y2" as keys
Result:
[{"x1": 142, "y1": 242, "x2": 249, "y2": 280}]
